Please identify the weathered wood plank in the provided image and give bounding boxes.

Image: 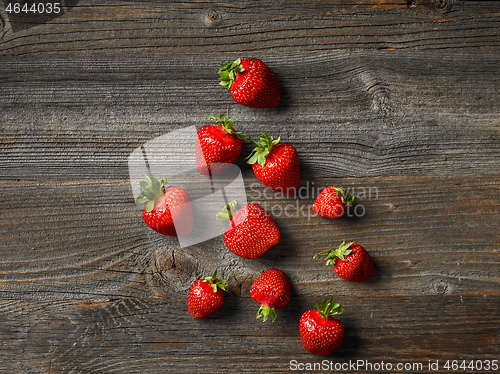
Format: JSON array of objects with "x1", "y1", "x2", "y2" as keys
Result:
[
  {"x1": 1, "y1": 51, "x2": 499, "y2": 181},
  {"x1": 0, "y1": 176, "x2": 498, "y2": 300},
  {"x1": 2, "y1": 50, "x2": 499, "y2": 117},
  {"x1": 1, "y1": 118, "x2": 499, "y2": 181},
  {"x1": 0, "y1": 296, "x2": 498, "y2": 373},
  {"x1": 0, "y1": 0, "x2": 499, "y2": 55}
]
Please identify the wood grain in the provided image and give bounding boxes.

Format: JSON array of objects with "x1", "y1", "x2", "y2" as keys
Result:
[
  {"x1": 0, "y1": 295, "x2": 498, "y2": 373},
  {"x1": 0, "y1": 0, "x2": 499, "y2": 372},
  {"x1": 0, "y1": 176, "x2": 498, "y2": 300},
  {"x1": 0, "y1": 0, "x2": 499, "y2": 55}
]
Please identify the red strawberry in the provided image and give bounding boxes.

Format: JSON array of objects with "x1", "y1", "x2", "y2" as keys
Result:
[
  {"x1": 187, "y1": 269, "x2": 227, "y2": 319},
  {"x1": 299, "y1": 296, "x2": 344, "y2": 355},
  {"x1": 313, "y1": 186, "x2": 355, "y2": 219},
  {"x1": 217, "y1": 201, "x2": 280, "y2": 259},
  {"x1": 247, "y1": 133, "x2": 301, "y2": 195},
  {"x1": 195, "y1": 114, "x2": 245, "y2": 176},
  {"x1": 218, "y1": 58, "x2": 282, "y2": 108},
  {"x1": 136, "y1": 175, "x2": 193, "y2": 237},
  {"x1": 314, "y1": 241, "x2": 375, "y2": 283},
  {"x1": 250, "y1": 268, "x2": 291, "y2": 322}
]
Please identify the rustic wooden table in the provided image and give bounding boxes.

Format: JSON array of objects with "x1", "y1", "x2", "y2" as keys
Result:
[{"x1": 1, "y1": 0, "x2": 499, "y2": 373}]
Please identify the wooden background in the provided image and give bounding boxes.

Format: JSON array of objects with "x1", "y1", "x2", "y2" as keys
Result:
[{"x1": 1, "y1": 0, "x2": 499, "y2": 372}]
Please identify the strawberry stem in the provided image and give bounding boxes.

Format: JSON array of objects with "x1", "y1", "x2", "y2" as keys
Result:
[
  {"x1": 218, "y1": 58, "x2": 245, "y2": 91},
  {"x1": 256, "y1": 305, "x2": 278, "y2": 322},
  {"x1": 216, "y1": 200, "x2": 237, "y2": 222},
  {"x1": 246, "y1": 136, "x2": 260, "y2": 147},
  {"x1": 202, "y1": 269, "x2": 227, "y2": 293},
  {"x1": 332, "y1": 186, "x2": 355, "y2": 205},
  {"x1": 316, "y1": 296, "x2": 343, "y2": 319},
  {"x1": 246, "y1": 132, "x2": 281, "y2": 167},
  {"x1": 136, "y1": 175, "x2": 167, "y2": 212},
  {"x1": 209, "y1": 114, "x2": 246, "y2": 140},
  {"x1": 313, "y1": 240, "x2": 354, "y2": 266}
]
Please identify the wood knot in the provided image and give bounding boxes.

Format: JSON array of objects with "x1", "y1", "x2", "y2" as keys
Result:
[
  {"x1": 358, "y1": 69, "x2": 393, "y2": 118},
  {"x1": 432, "y1": 280, "x2": 451, "y2": 294},
  {"x1": 407, "y1": 0, "x2": 417, "y2": 8},
  {"x1": 154, "y1": 246, "x2": 197, "y2": 295},
  {"x1": 407, "y1": 0, "x2": 449, "y2": 11},
  {"x1": 208, "y1": 10, "x2": 218, "y2": 21},
  {"x1": 432, "y1": 0, "x2": 449, "y2": 11},
  {"x1": 203, "y1": 9, "x2": 222, "y2": 27}
]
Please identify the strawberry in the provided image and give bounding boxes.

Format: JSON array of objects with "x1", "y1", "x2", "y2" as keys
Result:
[
  {"x1": 217, "y1": 201, "x2": 280, "y2": 259},
  {"x1": 247, "y1": 132, "x2": 301, "y2": 195},
  {"x1": 187, "y1": 269, "x2": 227, "y2": 319},
  {"x1": 299, "y1": 296, "x2": 344, "y2": 355},
  {"x1": 312, "y1": 186, "x2": 355, "y2": 219},
  {"x1": 195, "y1": 114, "x2": 245, "y2": 176},
  {"x1": 250, "y1": 268, "x2": 291, "y2": 322},
  {"x1": 314, "y1": 241, "x2": 375, "y2": 283},
  {"x1": 218, "y1": 58, "x2": 282, "y2": 108},
  {"x1": 136, "y1": 175, "x2": 193, "y2": 237}
]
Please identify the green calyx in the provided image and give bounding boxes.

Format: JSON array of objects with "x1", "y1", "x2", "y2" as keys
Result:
[
  {"x1": 246, "y1": 132, "x2": 281, "y2": 167},
  {"x1": 202, "y1": 269, "x2": 227, "y2": 293},
  {"x1": 136, "y1": 175, "x2": 167, "y2": 213},
  {"x1": 209, "y1": 114, "x2": 246, "y2": 141},
  {"x1": 218, "y1": 58, "x2": 244, "y2": 91},
  {"x1": 256, "y1": 305, "x2": 278, "y2": 322},
  {"x1": 316, "y1": 296, "x2": 343, "y2": 319},
  {"x1": 313, "y1": 240, "x2": 354, "y2": 266},
  {"x1": 332, "y1": 186, "x2": 355, "y2": 205},
  {"x1": 216, "y1": 200, "x2": 237, "y2": 222}
]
